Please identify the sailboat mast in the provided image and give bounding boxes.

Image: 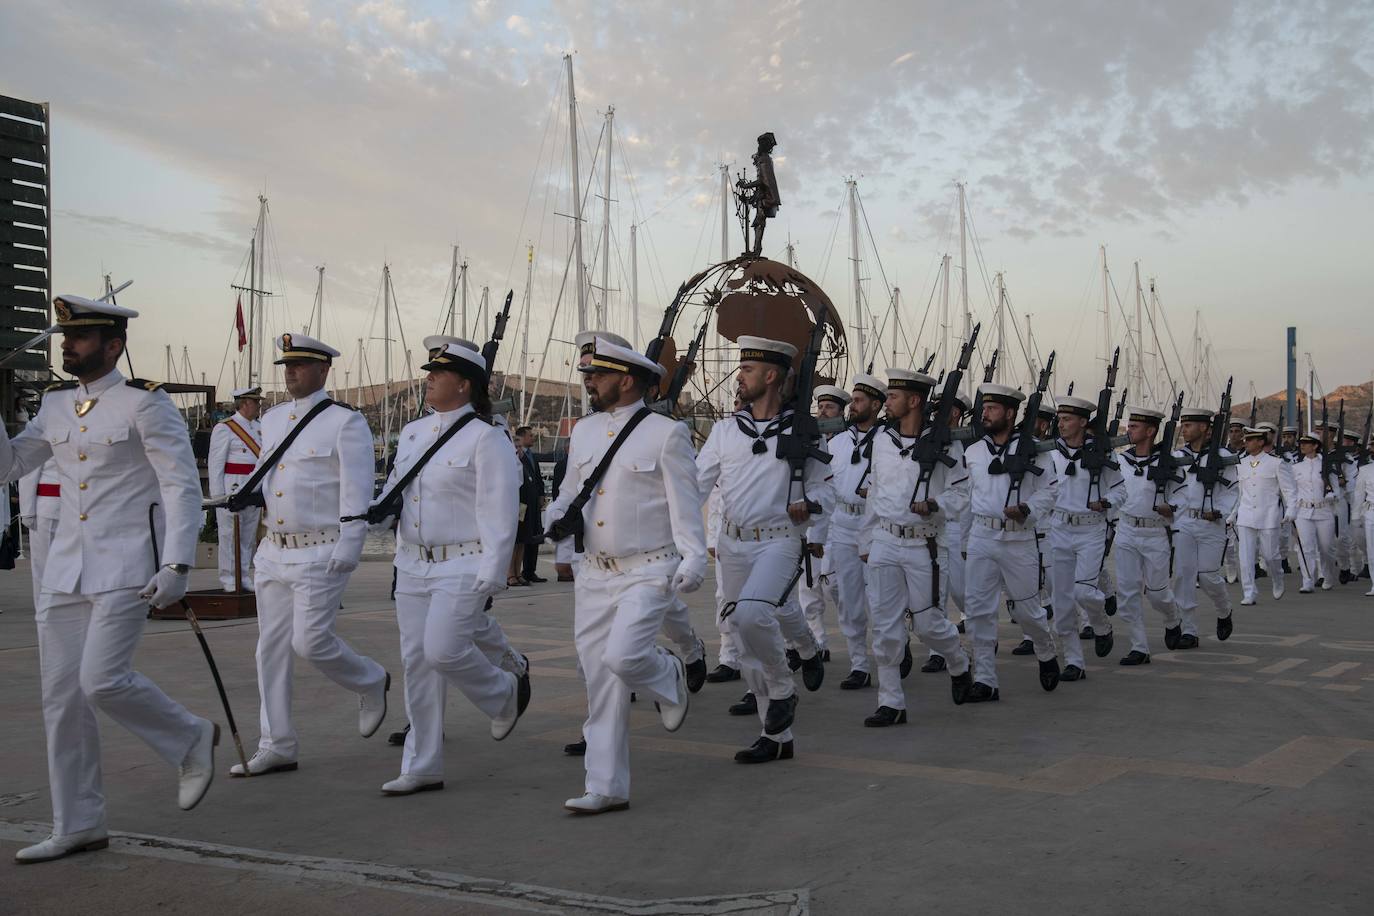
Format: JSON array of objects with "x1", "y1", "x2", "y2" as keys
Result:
[
  {"x1": 958, "y1": 182, "x2": 970, "y2": 344},
  {"x1": 1133, "y1": 261, "x2": 1143, "y2": 398},
  {"x1": 254, "y1": 195, "x2": 267, "y2": 391},
  {"x1": 460, "y1": 257, "x2": 469, "y2": 339},
  {"x1": 940, "y1": 254, "x2": 950, "y2": 370},
  {"x1": 630, "y1": 223, "x2": 639, "y2": 348},
  {"x1": 601, "y1": 106, "x2": 614, "y2": 329},
  {"x1": 383, "y1": 264, "x2": 392, "y2": 456},
  {"x1": 720, "y1": 164, "x2": 730, "y2": 261},
  {"x1": 890, "y1": 286, "x2": 900, "y2": 367},
  {"x1": 564, "y1": 52, "x2": 588, "y2": 413},
  {"x1": 310, "y1": 265, "x2": 324, "y2": 335},
  {"x1": 848, "y1": 178, "x2": 864, "y2": 371},
  {"x1": 993, "y1": 271, "x2": 1005, "y2": 383},
  {"x1": 1100, "y1": 245, "x2": 1110, "y2": 371},
  {"x1": 521, "y1": 244, "x2": 532, "y2": 421},
  {"x1": 246, "y1": 232, "x2": 256, "y2": 388},
  {"x1": 446, "y1": 245, "x2": 458, "y2": 336}
]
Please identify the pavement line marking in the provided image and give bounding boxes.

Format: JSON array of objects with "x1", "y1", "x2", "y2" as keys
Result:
[
  {"x1": 1320, "y1": 684, "x2": 1360, "y2": 693},
  {"x1": 0, "y1": 820, "x2": 808, "y2": 916},
  {"x1": 1311, "y1": 661, "x2": 1361, "y2": 679},
  {"x1": 1270, "y1": 679, "x2": 1307, "y2": 688},
  {"x1": 1258, "y1": 658, "x2": 1307, "y2": 675}
]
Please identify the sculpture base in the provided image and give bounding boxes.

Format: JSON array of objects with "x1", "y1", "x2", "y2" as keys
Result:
[{"x1": 150, "y1": 589, "x2": 257, "y2": 621}]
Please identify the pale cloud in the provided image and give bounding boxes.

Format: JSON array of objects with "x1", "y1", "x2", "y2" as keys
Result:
[{"x1": 506, "y1": 13, "x2": 532, "y2": 37}]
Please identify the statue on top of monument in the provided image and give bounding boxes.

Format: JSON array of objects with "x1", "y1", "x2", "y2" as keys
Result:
[{"x1": 735, "y1": 132, "x2": 780, "y2": 258}]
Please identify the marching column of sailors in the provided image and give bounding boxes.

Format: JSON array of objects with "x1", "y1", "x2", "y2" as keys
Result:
[{"x1": 10, "y1": 304, "x2": 1374, "y2": 860}]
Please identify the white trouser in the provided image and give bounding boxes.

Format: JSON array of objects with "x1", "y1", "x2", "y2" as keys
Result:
[
  {"x1": 1172, "y1": 520, "x2": 1231, "y2": 632},
  {"x1": 797, "y1": 574, "x2": 834, "y2": 652},
  {"x1": 26, "y1": 516, "x2": 58, "y2": 608},
  {"x1": 964, "y1": 532, "x2": 1054, "y2": 689},
  {"x1": 556, "y1": 537, "x2": 575, "y2": 565},
  {"x1": 932, "y1": 523, "x2": 965, "y2": 659},
  {"x1": 661, "y1": 593, "x2": 704, "y2": 663},
  {"x1": 1352, "y1": 511, "x2": 1369, "y2": 573},
  {"x1": 574, "y1": 557, "x2": 684, "y2": 799},
  {"x1": 1334, "y1": 500, "x2": 1353, "y2": 571},
  {"x1": 863, "y1": 536, "x2": 969, "y2": 709},
  {"x1": 1294, "y1": 515, "x2": 1338, "y2": 588},
  {"x1": 1238, "y1": 525, "x2": 1282, "y2": 602},
  {"x1": 253, "y1": 554, "x2": 387, "y2": 757},
  {"x1": 1365, "y1": 515, "x2": 1374, "y2": 579},
  {"x1": 716, "y1": 534, "x2": 810, "y2": 742},
  {"x1": 393, "y1": 565, "x2": 519, "y2": 779},
  {"x1": 1049, "y1": 523, "x2": 1112, "y2": 669},
  {"x1": 712, "y1": 560, "x2": 742, "y2": 669},
  {"x1": 830, "y1": 536, "x2": 870, "y2": 673},
  {"x1": 1114, "y1": 527, "x2": 1180, "y2": 654},
  {"x1": 36, "y1": 587, "x2": 203, "y2": 836},
  {"x1": 1224, "y1": 525, "x2": 1239, "y2": 579},
  {"x1": 215, "y1": 506, "x2": 260, "y2": 592},
  {"x1": 1098, "y1": 534, "x2": 1118, "y2": 599}
]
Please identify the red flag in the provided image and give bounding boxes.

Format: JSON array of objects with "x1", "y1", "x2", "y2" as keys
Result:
[{"x1": 234, "y1": 295, "x2": 247, "y2": 352}]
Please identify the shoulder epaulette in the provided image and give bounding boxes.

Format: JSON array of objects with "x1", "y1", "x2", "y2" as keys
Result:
[
  {"x1": 126, "y1": 379, "x2": 165, "y2": 392},
  {"x1": 330, "y1": 400, "x2": 357, "y2": 411},
  {"x1": 43, "y1": 380, "x2": 77, "y2": 394}
]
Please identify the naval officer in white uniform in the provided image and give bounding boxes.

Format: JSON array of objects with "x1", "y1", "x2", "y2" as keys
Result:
[
  {"x1": 207, "y1": 385, "x2": 263, "y2": 592},
  {"x1": 228, "y1": 333, "x2": 390, "y2": 776},
  {"x1": 2, "y1": 295, "x2": 217, "y2": 864},
  {"x1": 1232, "y1": 427, "x2": 1297, "y2": 606}
]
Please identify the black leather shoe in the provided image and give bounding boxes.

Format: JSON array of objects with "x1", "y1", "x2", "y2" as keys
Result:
[
  {"x1": 950, "y1": 669, "x2": 973, "y2": 705},
  {"x1": 1256, "y1": 564, "x2": 1268, "y2": 579},
  {"x1": 965, "y1": 682, "x2": 1000, "y2": 703},
  {"x1": 864, "y1": 706, "x2": 907, "y2": 727},
  {"x1": 1361, "y1": 563, "x2": 1371, "y2": 579},
  {"x1": 1217, "y1": 612, "x2": 1233, "y2": 641},
  {"x1": 821, "y1": 649, "x2": 831, "y2": 662},
  {"x1": 525, "y1": 574, "x2": 548, "y2": 583},
  {"x1": 1164, "y1": 624, "x2": 1181, "y2": 650},
  {"x1": 706, "y1": 664, "x2": 741, "y2": 683},
  {"x1": 763, "y1": 694, "x2": 799, "y2": 734},
  {"x1": 1316, "y1": 577, "x2": 1325, "y2": 589},
  {"x1": 1079, "y1": 626, "x2": 1095, "y2": 640},
  {"x1": 563, "y1": 738, "x2": 587, "y2": 756},
  {"x1": 921, "y1": 655, "x2": 947, "y2": 673},
  {"x1": 734, "y1": 737, "x2": 793, "y2": 764},
  {"x1": 1011, "y1": 639, "x2": 1035, "y2": 656},
  {"x1": 1282, "y1": 559, "x2": 1293, "y2": 574},
  {"x1": 1119, "y1": 650, "x2": 1151, "y2": 666},
  {"x1": 387, "y1": 723, "x2": 411, "y2": 746},
  {"x1": 785, "y1": 648, "x2": 802, "y2": 671},
  {"x1": 1044, "y1": 604, "x2": 1054, "y2": 621},
  {"x1": 801, "y1": 652, "x2": 825, "y2": 691},
  {"x1": 840, "y1": 669, "x2": 872, "y2": 689},
  {"x1": 1340, "y1": 568, "x2": 1353, "y2": 585},
  {"x1": 957, "y1": 620, "x2": 966, "y2": 633},
  {"x1": 685, "y1": 656, "x2": 707, "y2": 694},
  {"x1": 1104, "y1": 594, "x2": 1117, "y2": 616},
  {"x1": 1060, "y1": 664, "x2": 1086, "y2": 682},
  {"x1": 728, "y1": 692, "x2": 757, "y2": 716},
  {"x1": 899, "y1": 641, "x2": 914, "y2": 679},
  {"x1": 1176, "y1": 633, "x2": 1199, "y2": 649},
  {"x1": 1038, "y1": 657, "x2": 1060, "y2": 691},
  {"x1": 1095, "y1": 629, "x2": 1115, "y2": 658}
]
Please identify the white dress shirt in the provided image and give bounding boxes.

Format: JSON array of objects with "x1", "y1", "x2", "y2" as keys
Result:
[
  {"x1": 962, "y1": 434, "x2": 1056, "y2": 540},
  {"x1": 1170, "y1": 445, "x2": 1240, "y2": 518},
  {"x1": 859, "y1": 427, "x2": 969, "y2": 553},
  {"x1": 208, "y1": 410, "x2": 262, "y2": 498}
]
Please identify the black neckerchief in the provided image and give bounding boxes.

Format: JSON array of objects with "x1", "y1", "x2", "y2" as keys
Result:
[
  {"x1": 1120, "y1": 450, "x2": 1156, "y2": 475},
  {"x1": 1056, "y1": 437, "x2": 1083, "y2": 475},
  {"x1": 735, "y1": 409, "x2": 793, "y2": 455},
  {"x1": 850, "y1": 424, "x2": 881, "y2": 464},
  {"x1": 884, "y1": 425, "x2": 920, "y2": 458}
]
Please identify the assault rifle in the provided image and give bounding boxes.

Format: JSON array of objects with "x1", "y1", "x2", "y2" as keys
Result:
[
  {"x1": 650, "y1": 318, "x2": 709, "y2": 415},
  {"x1": 1146, "y1": 391, "x2": 1187, "y2": 508},
  {"x1": 1359, "y1": 411, "x2": 1373, "y2": 467},
  {"x1": 1324, "y1": 399, "x2": 1348, "y2": 491},
  {"x1": 484, "y1": 291, "x2": 516, "y2": 414},
  {"x1": 1079, "y1": 347, "x2": 1120, "y2": 505},
  {"x1": 969, "y1": 348, "x2": 999, "y2": 440},
  {"x1": 1190, "y1": 376, "x2": 1234, "y2": 515},
  {"x1": 775, "y1": 305, "x2": 832, "y2": 515},
  {"x1": 1274, "y1": 404, "x2": 1289, "y2": 459},
  {"x1": 1109, "y1": 387, "x2": 1128, "y2": 437},
  {"x1": 996, "y1": 351, "x2": 1054, "y2": 505},
  {"x1": 910, "y1": 324, "x2": 979, "y2": 504}
]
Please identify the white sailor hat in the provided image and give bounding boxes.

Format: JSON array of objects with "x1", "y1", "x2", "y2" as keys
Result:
[
  {"x1": 422, "y1": 342, "x2": 488, "y2": 383},
  {"x1": 1244, "y1": 426, "x2": 1271, "y2": 439},
  {"x1": 1281, "y1": 425, "x2": 1298, "y2": 434},
  {"x1": 1297, "y1": 430, "x2": 1320, "y2": 444},
  {"x1": 737, "y1": 336, "x2": 797, "y2": 369},
  {"x1": 575, "y1": 329, "x2": 632, "y2": 356},
  {"x1": 934, "y1": 388, "x2": 973, "y2": 412},
  {"x1": 814, "y1": 385, "x2": 851, "y2": 405},
  {"x1": 1342, "y1": 428, "x2": 1360, "y2": 441},
  {"x1": 886, "y1": 368, "x2": 936, "y2": 393},
  {"x1": 1036, "y1": 401, "x2": 1056, "y2": 419},
  {"x1": 1128, "y1": 406, "x2": 1166, "y2": 423},
  {"x1": 274, "y1": 332, "x2": 340, "y2": 364},
  {"x1": 1179, "y1": 405, "x2": 1215, "y2": 422},
  {"x1": 231, "y1": 386, "x2": 264, "y2": 401},
  {"x1": 1056, "y1": 395, "x2": 1097, "y2": 418},
  {"x1": 851, "y1": 373, "x2": 886, "y2": 400},
  {"x1": 1256, "y1": 421, "x2": 1278, "y2": 435},
  {"x1": 578, "y1": 336, "x2": 664, "y2": 379},
  {"x1": 1227, "y1": 417, "x2": 1245, "y2": 428},
  {"x1": 978, "y1": 383, "x2": 1025, "y2": 408},
  {"x1": 53, "y1": 294, "x2": 138, "y2": 329},
  {"x1": 422, "y1": 334, "x2": 479, "y2": 358},
  {"x1": 1324, "y1": 421, "x2": 1341, "y2": 431}
]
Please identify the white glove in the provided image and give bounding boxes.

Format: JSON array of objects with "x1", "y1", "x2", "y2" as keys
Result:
[
  {"x1": 474, "y1": 576, "x2": 505, "y2": 598},
  {"x1": 326, "y1": 557, "x2": 359, "y2": 576},
  {"x1": 366, "y1": 520, "x2": 393, "y2": 538},
  {"x1": 671, "y1": 568, "x2": 703, "y2": 594},
  {"x1": 140, "y1": 567, "x2": 189, "y2": 609}
]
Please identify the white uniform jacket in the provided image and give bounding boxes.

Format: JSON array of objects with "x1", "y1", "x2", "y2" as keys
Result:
[
  {"x1": 1050, "y1": 438, "x2": 1125, "y2": 515},
  {"x1": 208, "y1": 411, "x2": 262, "y2": 498},
  {"x1": 961, "y1": 434, "x2": 1056, "y2": 542},
  {"x1": 548, "y1": 400, "x2": 708, "y2": 581},
  {"x1": 1231, "y1": 451, "x2": 1297, "y2": 529},
  {"x1": 0, "y1": 370, "x2": 201, "y2": 593},
  {"x1": 382, "y1": 405, "x2": 519, "y2": 581},
  {"x1": 1354, "y1": 463, "x2": 1374, "y2": 517},
  {"x1": 19, "y1": 458, "x2": 62, "y2": 526},
  {"x1": 859, "y1": 427, "x2": 968, "y2": 555},
  {"x1": 697, "y1": 408, "x2": 835, "y2": 544},
  {"x1": 1290, "y1": 455, "x2": 1341, "y2": 520},
  {"x1": 253, "y1": 388, "x2": 374, "y2": 566},
  {"x1": 1170, "y1": 445, "x2": 1240, "y2": 519}
]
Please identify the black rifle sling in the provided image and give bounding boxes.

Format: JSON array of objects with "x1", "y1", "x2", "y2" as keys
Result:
[
  {"x1": 561, "y1": 407, "x2": 653, "y2": 524},
  {"x1": 233, "y1": 398, "x2": 336, "y2": 503},
  {"x1": 370, "y1": 412, "x2": 483, "y2": 517}
]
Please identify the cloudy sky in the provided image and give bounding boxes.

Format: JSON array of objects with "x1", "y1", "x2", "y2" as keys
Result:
[{"x1": 4, "y1": 0, "x2": 1373, "y2": 404}]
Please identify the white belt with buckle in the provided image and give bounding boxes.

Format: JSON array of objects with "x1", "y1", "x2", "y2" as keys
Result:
[
  {"x1": 723, "y1": 521, "x2": 796, "y2": 542},
  {"x1": 837, "y1": 501, "x2": 865, "y2": 516},
  {"x1": 269, "y1": 527, "x2": 341, "y2": 549},
  {"x1": 1051, "y1": 509, "x2": 1106, "y2": 527},
  {"x1": 587, "y1": 545, "x2": 680, "y2": 573},
  {"x1": 1183, "y1": 508, "x2": 1221, "y2": 520},
  {"x1": 1121, "y1": 514, "x2": 1167, "y2": 529},
  {"x1": 879, "y1": 519, "x2": 937, "y2": 540},
  {"x1": 973, "y1": 514, "x2": 1030, "y2": 532},
  {"x1": 399, "y1": 539, "x2": 483, "y2": 563},
  {"x1": 1298, "y1": 498, "x2": 1336, "y2": 509}
]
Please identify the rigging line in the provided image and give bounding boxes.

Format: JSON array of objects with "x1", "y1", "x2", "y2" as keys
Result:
[
  {"x1": 853, "y1": 190, "x2": 894, "y2": 347},
  {"x1": 502, "y1": 62, "x2": 565, "y2": 287},
  {"x1": 816, "y1": 197, "x2": 844, "y2": 286},
  {"x1": 1106, "y1": 270, "x2": 1159, "y2": 404},
  {"x1": 1143, "y1": 286, "x2": 1189, "y2": 398}
]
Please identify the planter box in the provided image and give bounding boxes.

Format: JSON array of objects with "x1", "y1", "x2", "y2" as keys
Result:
[{"x1": 196, "y1": 542, "x2": 218, "y2": 569}]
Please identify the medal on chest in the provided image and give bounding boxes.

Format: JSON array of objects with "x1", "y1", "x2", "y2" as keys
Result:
[{"x1": 75, "y1": 398, "x2": 98, "y2": 418}]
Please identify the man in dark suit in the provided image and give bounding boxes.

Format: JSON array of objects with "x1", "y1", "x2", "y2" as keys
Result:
[{"x1": 512, "y1": 426, "x2": 547, "y2": 584}]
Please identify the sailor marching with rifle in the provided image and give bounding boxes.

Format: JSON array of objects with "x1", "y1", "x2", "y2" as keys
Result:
[
  {"x1": 545, "y1": 337, "x2": 705, "y2": 814},
  {"x1": 1231, "y1": 425, "x2": 1297, "y2": 605},
  {"x1": 831, "y1": 372, "x2": 885, "y2": 690},
  {"x1": 1111, "y1": 398, "x2": 1187, "y2": 664},
  {"x1": 857, "y1": 345, "x2": 978, "y2": 725},
  {"x1": 924, "y1": 386, "x2": 974, "y2": 673},
  {"x1": 1171, "y1": 391, "x2": 1240, "y2": 642},
  {"x1": 1354, "y1": 435, "x2": 1374, "y2": 596},
  {"x1": 961, "y1": 356, "x2": 1062, "y2": 702},
  {"x1": 1046, "y1": 366, "x2": 1124, "y2": 680},
  {"x1": 697, "y1": 335, "x2": 833, "y2": 763},
  {"x1": 2, "y1": 295, "x2": 218, "y2": 864},
  {"x1": 207, "y1": 385, "x2": 264, "y2": 592},
  {"x1": 1292, "y1": 426, "x2": 1341, "y2": 592},
  {"x1": 795, "y1": 384, "x2": 850, "y2": 662},
  {"x1": 367, "y1": 342, "x2": 532, "y2": 796},
  {"x1": 223, "y1": 333, "x2": 391, "y2": 777}
]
